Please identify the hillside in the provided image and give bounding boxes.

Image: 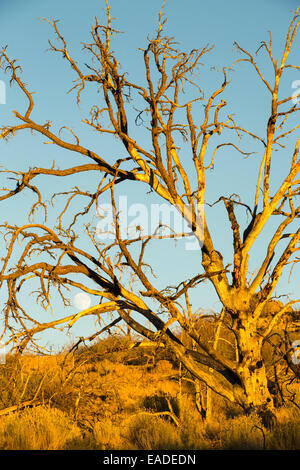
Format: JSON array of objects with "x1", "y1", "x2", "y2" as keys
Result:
[{"x1": 0, "y1": 328, "x2": 299, "y2": 450}]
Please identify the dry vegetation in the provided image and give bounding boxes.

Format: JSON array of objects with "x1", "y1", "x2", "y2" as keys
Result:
[{"x1": 0, "y1": 318, "x2": 299, "y2": 450}]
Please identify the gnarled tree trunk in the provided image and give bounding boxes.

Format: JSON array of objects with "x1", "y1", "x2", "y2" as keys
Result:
[{"x1": 236, "y1": 318, "x2": 273, "y2": 411}]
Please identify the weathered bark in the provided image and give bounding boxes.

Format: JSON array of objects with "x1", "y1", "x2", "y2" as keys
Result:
[{"x1": 238, "y1": 337, "x2": 273, "y2": 409}]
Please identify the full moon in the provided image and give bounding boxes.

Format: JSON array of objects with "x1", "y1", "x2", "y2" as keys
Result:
[{"x1": 74, "y1": 293, "x2": 91, "y2": 310}]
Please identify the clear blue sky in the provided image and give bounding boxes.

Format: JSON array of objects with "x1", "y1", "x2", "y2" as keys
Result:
[{"x1": 0, "y1": 0, "x2": 299, "y2": 350}]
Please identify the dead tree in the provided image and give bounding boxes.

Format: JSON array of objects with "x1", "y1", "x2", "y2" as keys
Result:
[{"x1": 0, "y1": 2, "x2": 299, "y2": 419}]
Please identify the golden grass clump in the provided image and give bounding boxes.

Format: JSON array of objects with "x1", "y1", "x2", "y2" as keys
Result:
[
  {"x1": 127, "y1": 414, "x2": 182, "y2": 450},
  {"x1": 0, "y1": 405, "x2": 81, "y2": 450}
]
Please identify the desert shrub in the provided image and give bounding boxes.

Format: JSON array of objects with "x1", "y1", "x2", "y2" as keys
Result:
[
  {"x1": 66, "y1": 420, "x2": 127, "y2": 450},
  {"x1": 128, "y1": 414, "x2": 182, "y2": 450},
  {"x1": 218, "y1": 415, "x2": 266, "y2": 450},
  {"x1": 64, "y1": 432, "x2": 96, "y2": 450},
  {"x1": 76, "y1": 335, "x2": 133, "y2": 364},
  {"x1": 266, "y1": 407, "x2": 300, "y2": 450},
  {"x1": 178, "y1": 395, "x2": 208, "y2": 449},
  {"x1": 0, "y1": 405, "x2": 81, "y2": 450},
  {"x1": 96, "y1": 358, "x2": 116, "y2": 376},
  {"x1": 142, "y1": 393, "x2": 180, "y2": 419},
  {"x1": 203, "y1": 418, "x2": 223, "y2": 445},
  {"x1": 267, "y1": 419, "x2": 300, "y2": 449},
  {"x1": 93, "y1": 419, "x2": 125, "y2": 449},
  {"x1": 217, "y1": 406, "x2": 300, "y2": 450}
]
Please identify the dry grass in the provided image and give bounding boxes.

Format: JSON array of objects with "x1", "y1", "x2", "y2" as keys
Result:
[
  {"x1": 0, "y1": 334, "x2": 299, "y2": 450},
  {"x1": 127, "y1": 414, "x2": 182, "y2": 450},
  {"x1": 0, "y1": 405, "x2": 81, "y2": 450}
]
